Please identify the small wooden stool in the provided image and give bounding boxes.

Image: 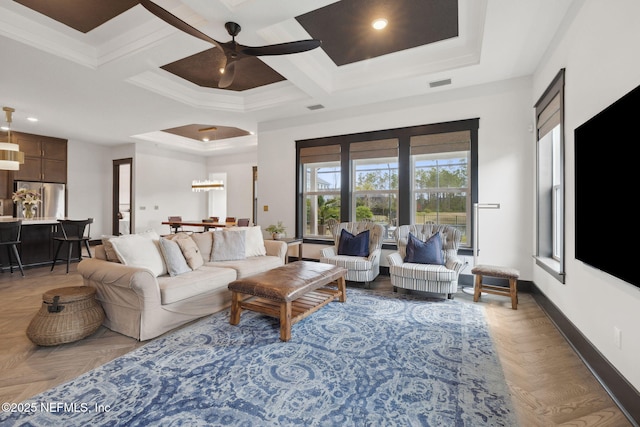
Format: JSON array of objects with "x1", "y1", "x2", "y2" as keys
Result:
[{"x1": 471, "y1": 264, "x2": 520, "y2": 310}]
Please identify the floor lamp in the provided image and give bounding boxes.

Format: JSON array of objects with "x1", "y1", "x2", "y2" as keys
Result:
[{"x1": 461, "y1": 202, "x2": 500, "y2": 295}]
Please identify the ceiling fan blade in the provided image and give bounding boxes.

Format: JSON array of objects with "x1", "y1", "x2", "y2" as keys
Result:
[
  {"x1": 241, "y1": 39, "x2": 322, "y2": 56},
  {"x1": 218, "y1": 61, "x2": 237, "y2": 89},
  {"x1": 140, "y1": 0, "x2": 223, "y2": 52}
]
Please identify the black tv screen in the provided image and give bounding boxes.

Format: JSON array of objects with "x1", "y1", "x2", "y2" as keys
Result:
[{"x1": 575, "y1": 83, "x2": 640, "y2": 288}]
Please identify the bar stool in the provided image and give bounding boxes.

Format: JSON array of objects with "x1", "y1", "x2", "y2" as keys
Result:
[
  {"x1": 0, "y1": 220, "x2": 24, "y2": 276},
  {"x1": 51, "y1": 218, "x2": 93, "y2": 273}
]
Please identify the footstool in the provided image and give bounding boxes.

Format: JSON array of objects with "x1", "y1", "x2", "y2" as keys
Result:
[
  {"x1": 26, "y1": 286, "x2": 105, "y2": 346},
  {"x1": 471, "y1": 264, "x2": 520, "y2": 310},
  {"x1": 228, "y1": 261, "x2": 347, "y2": 341}
]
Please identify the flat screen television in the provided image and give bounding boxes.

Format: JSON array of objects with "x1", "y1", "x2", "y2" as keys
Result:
[{"x1": 574, "y1": 83, "x2": 640, "y2": 288}]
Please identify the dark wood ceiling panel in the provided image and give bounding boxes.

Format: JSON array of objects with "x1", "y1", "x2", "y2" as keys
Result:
[
  {"x1": 161, "y1": 48, "x2": 285, "y2": 92},
  {"x1": 296, "y1": 0, "x2": 458, "y2": 66},
  {"x1": 163, "y1": 124, "x2": 250, "y2": 142},
  {"x1": 14, "y1": 0, "x2": 139, "y2": 33}
]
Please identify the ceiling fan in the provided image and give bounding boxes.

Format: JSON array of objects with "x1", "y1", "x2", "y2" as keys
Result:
[{"x1": 140, "y1": 0, "x2": 322, "y2": 89}]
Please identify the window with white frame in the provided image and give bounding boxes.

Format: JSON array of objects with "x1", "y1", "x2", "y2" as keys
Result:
[
  {"x1": 535, "y1": 69, "x2": 565, "y2": 283},
  {"x1": 410, "y1": 131, "x2": 470, "y2": 245},
  {"x1": 301, "y1": 145, "x2": 341, "y2": 238},
  {"x1": 351, "y1": 139, "x2": 399, "y2": 241}
]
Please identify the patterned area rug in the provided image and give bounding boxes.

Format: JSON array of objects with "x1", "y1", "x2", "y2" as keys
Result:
[{"x1": 1, "y1": 288, "x2": 516, "y2": 426}]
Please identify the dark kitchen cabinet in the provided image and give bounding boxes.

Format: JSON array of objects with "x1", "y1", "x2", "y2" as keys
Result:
[{"x1": 12, "y1": 132, "x2": 67, "y2": 183}]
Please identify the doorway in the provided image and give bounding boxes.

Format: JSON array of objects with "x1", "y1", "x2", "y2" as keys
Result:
[
  {"x1": 113, "y1": 158, "x2": 133, "y2": 235},
  {"x1": 253, "y1": 166, "x2": 258, "y2": 224}
]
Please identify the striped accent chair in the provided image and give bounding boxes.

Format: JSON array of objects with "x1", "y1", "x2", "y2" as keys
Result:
[
  {"x1": 320, "y1": 221, "x2": 385, "y2": 288},
  {"x1": 387, "y1": 224, "x2": 464, "y2": 299}
]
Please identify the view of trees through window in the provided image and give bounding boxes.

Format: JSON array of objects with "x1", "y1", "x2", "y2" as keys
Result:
[
  {"x1": 353, "y1": 157, "x2": 398, "y2": 240},
  {"x1": 413, "y1": 152, "x2": 469, "y2": 244},
  {"x1": 297, "y1": 120, "x2": 477, "y2": 247}
]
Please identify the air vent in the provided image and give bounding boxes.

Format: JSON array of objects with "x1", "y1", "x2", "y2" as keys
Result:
[
  {"x1": 429, "y1": 78, "x2": 452, "y2": 88},
  {"x1": 306, "y1": 104, "x2": 325, "y2": 110}
]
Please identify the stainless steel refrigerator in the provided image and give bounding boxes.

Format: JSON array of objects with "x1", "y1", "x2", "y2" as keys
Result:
[{"x1": 14, "y1": 181, "x2": 66, "y2": 219}]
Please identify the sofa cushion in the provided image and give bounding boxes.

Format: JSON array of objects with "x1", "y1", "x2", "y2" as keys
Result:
[
  {"x1": 101, "y1": 235, "x2": 120, "y2": 263},
  {"x1": 404, "y1": 232, "x2": 444, "y2": 265},
  {"x1": 109, "y1": 230, "x2": 167, "y2": 277},
  {"x1": 227, "y1": 226, "x2": 266, "y2": 257},
  {"x1": 164, "y1": 232, "x2": 191, "y2": 241},
  {"x1": 157, "y1": 265, "x2": 237, "y2": 305},
  {"x1": 206, "y1": 255, "x2": 283, "y2": 279},
  {"x1": 191, "y1": 232, "x2": 213, "y2": 261},
  {"x1": 211, "y1": 230, "x2": 246, "y2": 261},
  {"x1": 390, "y1": 263, "x2": 457, "y2": 282},
  {"x1": 158, "y1": 237, "x2": 191, "y2": 277},
  {"x1": 176, "y1": 237, "x2": 204, "y2": 270},
  {"x1": 320, "y1": 255, "x2": 372, "y2": 271},
  {"x1": 337, "y1": 229, "x2": 370, "y2": 257}
]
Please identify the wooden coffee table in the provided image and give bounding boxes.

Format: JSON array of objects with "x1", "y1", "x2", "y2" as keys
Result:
[{"x1": 228, "y1": 261, "x2": 347, "y2": 341}]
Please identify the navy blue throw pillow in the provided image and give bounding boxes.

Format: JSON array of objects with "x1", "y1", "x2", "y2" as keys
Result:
[
  {"x1": 337, "y1": 229, "x2": 370, "y2": 257},
  {"x1": 404, "y1": 232, "x2": 444, "y2": 265}
]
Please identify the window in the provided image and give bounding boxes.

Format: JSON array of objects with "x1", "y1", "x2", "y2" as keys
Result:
[
  {"x1": 351, "y1": 139, "x2": 399, "y2": 240},
  {"x1": 300, "y1": 145, "x2": 341, "y2": 237},
  {"x1": 535, "y1": 69, "x2": 565, "y2": 282},
  {"x1": 296, "y1": 119, "x2": 478, "y2": 247},
  {"x1": 410, "y1": 131, "x2": 471, "y2": 245}
]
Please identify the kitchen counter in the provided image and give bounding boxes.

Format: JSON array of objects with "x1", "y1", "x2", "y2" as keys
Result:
[
  {"x1": 0, "y1": 218, "x2": 81, "y2": 270},
  {"x1": 0, "y1": 217, "x2": 64, "y2": 225}
]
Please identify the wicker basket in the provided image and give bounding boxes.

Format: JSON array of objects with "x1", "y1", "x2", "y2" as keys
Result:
[{"x1": 26, "y1": 286, "x2": 105, "y2": 346}]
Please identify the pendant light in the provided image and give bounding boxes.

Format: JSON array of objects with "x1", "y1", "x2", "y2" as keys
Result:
[{"x1": 0, "y1": 107, "x2": 25, "y2": 170}]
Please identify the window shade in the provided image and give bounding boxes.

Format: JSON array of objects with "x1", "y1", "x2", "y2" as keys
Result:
[
  {"x1": 537, "y1": 93, "x2": 560, "y2": 138},
  {"x1": 300, "y1": 145, "x2": 340, "y2": 164},
  {"x1": 349, "y1": 139, "x2": 398, "y2": 160},
  {"x1": 410, "y1": 131, "x2": 470, "y2": 155}
]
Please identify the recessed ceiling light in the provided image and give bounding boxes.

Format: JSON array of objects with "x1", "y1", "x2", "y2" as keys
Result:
[
  {"x1": 372, "y1": 18, "x2": 387, "y2": 30},
  {"x1": 202, "y1": 137, "x2": 210, "y2": 142},
  {"x1": 27, "y1": 117, "x2": 38, "y2": 122}
]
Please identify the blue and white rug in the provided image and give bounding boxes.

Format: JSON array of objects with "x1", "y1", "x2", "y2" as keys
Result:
[{"x1": 1, "y1": 288, "x2": 517, "y2": 426}]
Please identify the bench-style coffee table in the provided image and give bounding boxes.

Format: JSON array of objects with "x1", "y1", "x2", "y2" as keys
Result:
[{"x1": 228, "y1": 261, "x2": 347, "y2": 341}]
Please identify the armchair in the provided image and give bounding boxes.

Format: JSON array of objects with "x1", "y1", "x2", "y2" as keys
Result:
[
  {"x1": 320, "y1": 221, "x2": 385, "y2": 288},
  {"x1": 387, "y1": 224, "x2": 464, "y2": 299}
]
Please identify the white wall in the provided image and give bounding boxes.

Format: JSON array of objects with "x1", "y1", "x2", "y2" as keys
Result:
[
  {"x1": 67, "y1": 139, "x2": 111, "y2": 237},
  {"x1": 532, "y1": 0, "x2": 640, "y2": 390},
  {"x1": 207, "y1": 151, "x2": 257, "y2": 225},
  {"x1": 257, "y1": 77, "x2": 534, "y2": 276},
  {"x1": 134, "y1": 144, "x2": 207, "y2": 235}
]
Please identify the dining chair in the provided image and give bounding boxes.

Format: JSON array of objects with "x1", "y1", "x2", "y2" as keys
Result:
[
  {"x1": 51, "y1": 218, "x2": 93, "y2": 273},
  {"x1": 167, "y1": 216, "x2": 183, "y2": 233},
  {"x1": 225, "y1": 217, "x2": 236, "y2": 224},
  {"x1": 237, "y1": 218, "x2": 250, "y2": 227},
  {"x1": 0, "y1": 220, "x2": 24, "y2": 276}
]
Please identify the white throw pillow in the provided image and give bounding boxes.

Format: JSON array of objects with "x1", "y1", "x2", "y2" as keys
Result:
[
  {"x1": 109, "y1": 230, "x2": 167, "y2": 277},
  {"x1": 158, "y1": 237, "x2": 191, "y2": 277},
  {"x1": 227, "y1": 226, "x2": 266, "y2": 257},
  {"x1": 211, "y1": 230, "x2": 246, "y2": 261}
]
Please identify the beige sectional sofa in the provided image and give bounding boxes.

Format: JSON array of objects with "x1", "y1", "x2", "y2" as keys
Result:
[{"x1": 78, "y1": 227, "x2": 287, "y2": 341}]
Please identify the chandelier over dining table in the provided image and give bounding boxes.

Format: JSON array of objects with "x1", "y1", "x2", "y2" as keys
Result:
[{"x1": 192, "y1": 179, "x2": 224, "y2": 192}]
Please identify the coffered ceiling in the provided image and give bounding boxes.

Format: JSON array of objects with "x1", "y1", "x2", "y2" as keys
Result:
[{"x1": 0, "y1": 0, "x2": 577, "y2": 155}]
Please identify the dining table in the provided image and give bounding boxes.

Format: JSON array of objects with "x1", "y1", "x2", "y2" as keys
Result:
[{"x1": 161, "y1": 220, "x2": 233, "y2": 233}]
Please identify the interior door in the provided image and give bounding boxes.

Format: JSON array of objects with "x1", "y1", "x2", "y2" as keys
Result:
[{"x1": 113, "y1": 158, "x2": 133, "y2": 235}]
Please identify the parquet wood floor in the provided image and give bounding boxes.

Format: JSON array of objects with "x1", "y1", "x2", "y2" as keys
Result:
[{"x1": 0, "y1": 264, "x2": 632, "y2": 426}]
